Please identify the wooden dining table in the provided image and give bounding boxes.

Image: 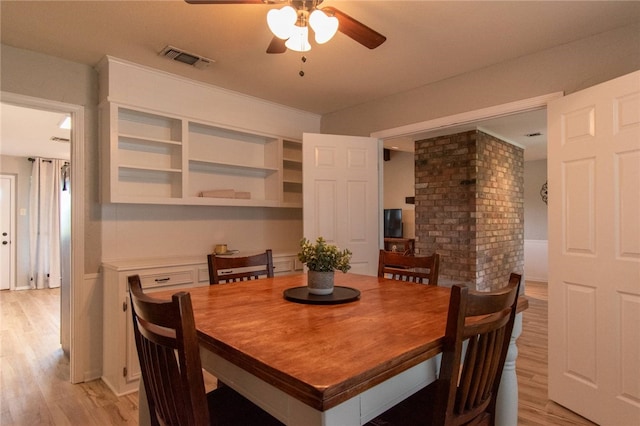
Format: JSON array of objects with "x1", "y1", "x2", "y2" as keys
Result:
[{"x1": 140, "y1": 272, "x2": 528, "y2": 426}]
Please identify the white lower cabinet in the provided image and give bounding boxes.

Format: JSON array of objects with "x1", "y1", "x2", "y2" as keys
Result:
[
  {"x1": 101, "y1": 257, "x2": 209, "y2": 396},
  {"x1": 101, "y1": 253, "x2": 301, "y2": 396}
]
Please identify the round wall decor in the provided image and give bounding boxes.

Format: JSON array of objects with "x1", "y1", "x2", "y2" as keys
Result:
[{"x1": 540, "y1": 181, "x2": 548, "y2": 204}]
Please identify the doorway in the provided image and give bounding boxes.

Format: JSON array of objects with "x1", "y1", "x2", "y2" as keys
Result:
[
  {"x1": 373, "y1": 93, "x2": 560, "y2": 282},
  {"x1": 1, "y1": 91, "x2": 85, "y2": 383}
]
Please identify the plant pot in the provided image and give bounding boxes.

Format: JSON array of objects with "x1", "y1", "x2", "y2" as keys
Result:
[{"x1": 307, "y1": 270, "x2": 335, "y2": 295}]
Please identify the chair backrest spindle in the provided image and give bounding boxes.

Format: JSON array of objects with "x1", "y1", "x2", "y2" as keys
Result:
[
  {"x1": 129, "y1": 274, "x2": 284, "y2": 426},
  {"x1": 437, "y1": 273, "x2": 521, "y2": 425},
  {"x1": 208, "y1": 249, "x2": 274, "y2": 284},
  {"x1": 365, "y1": 273, "x2": 521, "y2": 426},
  {"x1": 378, "y1": 249, "x2": 440, "y2": 285},
  {"x1": 128, "y1": 275, "x2": 209, "y2": 426}
]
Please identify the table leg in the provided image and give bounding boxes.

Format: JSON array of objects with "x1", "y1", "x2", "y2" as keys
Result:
[
  {"x1": 495, "y1": 312, "x2": 523, "y2": 426},
  {"x1": 138, "y1": 379, "x2": 151, "y2": 426}
]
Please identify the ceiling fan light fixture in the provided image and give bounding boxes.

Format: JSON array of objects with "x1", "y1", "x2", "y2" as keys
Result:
[
  {"x1": 285, "y1": 25, "x2": 311, "y2": 52},
  {"x1": 309, "y1": 9, "x2": 338, "y2": 44},
  {"x1": 267, "y1": 5, "x2": 297, "y2": 39}
]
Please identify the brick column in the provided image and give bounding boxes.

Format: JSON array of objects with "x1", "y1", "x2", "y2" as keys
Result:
[{"x1": 415, "y1": 130, "x2": 524, "y2": 290}]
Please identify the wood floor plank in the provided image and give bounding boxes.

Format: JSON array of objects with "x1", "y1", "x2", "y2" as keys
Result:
[{"x1": 1, "y1": 283, "x2": 597, "y2": 425}]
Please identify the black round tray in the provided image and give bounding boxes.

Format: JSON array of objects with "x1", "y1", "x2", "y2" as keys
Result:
[{"x1": 283, "y1": 286, "x2": 361, "y2": 305}]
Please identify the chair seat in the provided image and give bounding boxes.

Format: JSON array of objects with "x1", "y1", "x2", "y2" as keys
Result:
[{"x1": 208, "y1": 385, "x2": 283, "y2": 425}]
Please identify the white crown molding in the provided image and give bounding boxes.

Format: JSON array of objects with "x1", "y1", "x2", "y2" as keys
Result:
[{"x1": 371, "y1": 92, "x2": 564, "y2": 140}]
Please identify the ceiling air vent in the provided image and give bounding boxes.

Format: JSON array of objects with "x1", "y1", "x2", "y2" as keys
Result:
[
  {"x1": 159, "y1": 45, "x2": 214, "y2": 70},
  {"x1": 51, "y1": 136, "x2": 70, "y2": 143}
]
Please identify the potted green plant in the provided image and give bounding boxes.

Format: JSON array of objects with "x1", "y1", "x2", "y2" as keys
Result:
[{"x1": 298, "y1": 237, "x2": 352, "y2": 295}]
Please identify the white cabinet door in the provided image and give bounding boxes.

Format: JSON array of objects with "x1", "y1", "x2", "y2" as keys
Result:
[
  {"x1": 302, "y1": 133, "x2": 381, "y2": 276},
  {"x1": 548, "y1": 70, "x2": 640, "y2": 425}
]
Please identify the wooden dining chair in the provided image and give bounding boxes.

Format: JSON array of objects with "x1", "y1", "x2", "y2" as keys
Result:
[
  {"x1": 378, "y1": 249, "x2": 440, "y2": 285},
  {"x1": 367, "y1": 273, "x2": 522, "y2": 426},
  {"x1": 207, "y1": 249, "x2": 274, "y2": 284},
  {"x1": 128, "y1": 275, "x2": 283, "y2": 426}
]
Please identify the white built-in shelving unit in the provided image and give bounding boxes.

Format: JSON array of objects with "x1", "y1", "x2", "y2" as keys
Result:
[{"x1": 101, "y1": 103, "x2": 302, "y2": 208}]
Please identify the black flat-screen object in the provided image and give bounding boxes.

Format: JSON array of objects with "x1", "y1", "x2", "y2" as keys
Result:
[{"x1": 384, "y1": 209, "x2": 403, "y2": 238}]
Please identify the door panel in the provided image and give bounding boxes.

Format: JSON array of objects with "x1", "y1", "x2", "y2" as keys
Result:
[
  {"x1": 563, "y1": 159, "x2": 596, "y2": 254},
  {"x1": 548, "y1": 70, "x2": 640, "y2": 425},
  {"x1": 314, "y1": 180, "x2": 337, "y2": 241},
  {"x1": 303, "y1": 133, "x2": 381, "y2": 276},
  {"x1": 565, "y1": 283, "x2": 597, "y2": 383},
  {"x1": 346, "y1": 181, "x2": 367, "y2": 242},
  {"x1": 618, "y1": 151, "x2": 640, "y2": 258},
  {"x1": 0, "y1": 175, "x2": 15, "y2": 290}
]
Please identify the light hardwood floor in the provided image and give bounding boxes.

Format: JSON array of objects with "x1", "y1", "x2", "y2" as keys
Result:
[
  {"x1": 1, "y1": 288, "x2": 138, "y2": 425},
  {"x1": 1, "y1": 282, "x2": 597, "y2": 425}
]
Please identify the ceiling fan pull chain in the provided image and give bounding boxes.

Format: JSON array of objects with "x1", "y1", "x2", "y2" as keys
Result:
[{"x1": 299, "y1": 55, "x2": 307, "y2": 77}]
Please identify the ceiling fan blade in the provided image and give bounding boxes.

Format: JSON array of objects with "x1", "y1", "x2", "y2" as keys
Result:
[
  {"x1": 321, "y1": 6, "x2": 386, "y2": 49},
  {"x1": 266, "y1": 37, "x2": 287, "y2": 54},
  {"x1": 185, "y1": 1, "x2": 282, "y2": 4}
]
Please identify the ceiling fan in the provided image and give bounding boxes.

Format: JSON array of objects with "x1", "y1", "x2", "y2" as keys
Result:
[{"x1": 185, "y1": 0, "x2": 386, "y2": 54}]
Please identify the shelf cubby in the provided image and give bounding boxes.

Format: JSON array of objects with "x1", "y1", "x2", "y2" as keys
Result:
[
  {"x1": 282, "y1": 140, "x2": 303, "y2": 205},
  {"x1": 118, "y1": 108, "x2": 182, "y2": 142},
  {"x1": 117, "y1": 167, "x2": 182, "y2": 199}
]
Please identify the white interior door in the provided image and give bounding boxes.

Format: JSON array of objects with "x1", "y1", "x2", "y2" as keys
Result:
[
  {"x1": 548, "y1": 70, "x2": 640, "y2": 425},
  {"x1": 303, "y1": 133, "x2": 381, "y2": 276},
  {"x1": 0, "y1": 175, "x2": 16, "y2": 290}
]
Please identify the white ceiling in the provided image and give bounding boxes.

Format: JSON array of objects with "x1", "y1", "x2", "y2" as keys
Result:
[
  {"x1": 383, "y1": 107, "x2": 548, "y2": 158},
  {"x1": 1, "y1": 103, "x2": 71, "y2": 161},
  {"x1": 1, "y1": 1, "x2": 638, "y2": 161}
]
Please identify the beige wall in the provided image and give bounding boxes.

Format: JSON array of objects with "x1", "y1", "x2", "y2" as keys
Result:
[
  {"x1": 383, "y1": 150, "x2": 415, "y2": 239},
  {"x1": 524, "y1": 159, "x2": 548, "y2": 240},
  {"x1": 321, "y1": 23, "x2": 640, "y2": 137},
  {"x1": 1, "y1": 44, "x2": 101, "y2": 273}
]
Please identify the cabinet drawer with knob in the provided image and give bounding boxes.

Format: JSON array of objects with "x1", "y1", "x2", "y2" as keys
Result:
[{"x1": 137, "y1": 269, "x2": 195, "y2": 291}]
